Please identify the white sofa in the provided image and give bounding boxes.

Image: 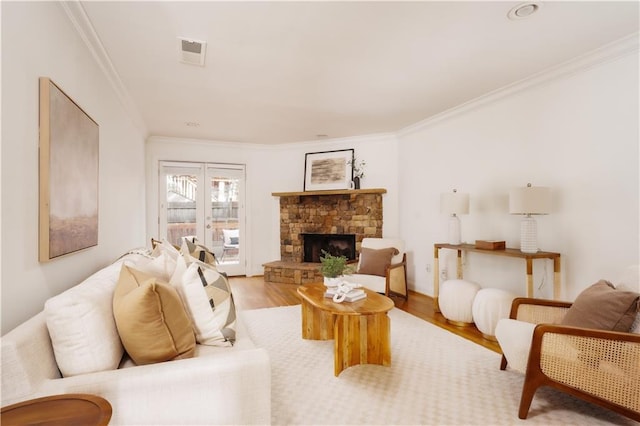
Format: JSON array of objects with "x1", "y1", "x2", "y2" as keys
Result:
[{"x1": 1, "y1": 254, "x2": 271, "y2": 425}]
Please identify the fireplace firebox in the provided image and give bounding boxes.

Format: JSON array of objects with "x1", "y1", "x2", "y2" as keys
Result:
[{"x1": 302, "y1": 233, "x2": 356, "y2": 263}]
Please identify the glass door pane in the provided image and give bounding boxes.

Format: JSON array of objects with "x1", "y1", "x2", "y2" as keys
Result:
[
  {"x1": 159, "y1": 162, "x2": 245, "y2": 276},
  {"x1": 206, "y1": 165, "x2": 245, "y2": 276},
  {"x1": 159, "y1": 163, "x2": 204, "y2": 247}
]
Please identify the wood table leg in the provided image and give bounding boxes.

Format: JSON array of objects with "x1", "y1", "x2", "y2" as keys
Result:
[
  {"x1": 333, "y1": 312, "x2": 390, "y2": 376},
  {"x1": 553, "y1": 257, "x2": 561, "y2": 300},
  {"x1": 526, "y1": 258, "x2": 533, "y2": 297},
  {"x1": 300, "y1": 299, "x2": 334, "y2": 340}
]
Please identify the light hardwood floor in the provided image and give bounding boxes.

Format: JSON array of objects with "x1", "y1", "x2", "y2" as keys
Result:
[{"x1": 228, "y1": 276, "x2": 502, "y2": 354}]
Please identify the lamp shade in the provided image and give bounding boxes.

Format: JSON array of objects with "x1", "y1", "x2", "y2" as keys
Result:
[
  {"x1": 440, "y1": 191, "x2": 469, "y2": 215},
  {"x1": 509, "y1": 185, "x2": 551, "y2": 215}
]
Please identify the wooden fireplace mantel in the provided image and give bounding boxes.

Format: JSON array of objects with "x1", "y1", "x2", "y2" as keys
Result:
[{"x1": 272, "y1": 188, "x2": 387, "y2": 197}]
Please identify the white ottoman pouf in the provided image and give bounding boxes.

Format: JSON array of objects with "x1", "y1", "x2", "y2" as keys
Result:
[
  {"x1": 472, "y1": 288, "x2": 516, "y2": 341},
  {"x1": 439, "y1": 279, "x2": 481, "y2": 326}
]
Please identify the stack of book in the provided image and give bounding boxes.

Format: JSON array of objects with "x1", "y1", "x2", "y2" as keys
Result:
[{"x1": 324, "y1": 287, "x2": 367, "y2": 302}]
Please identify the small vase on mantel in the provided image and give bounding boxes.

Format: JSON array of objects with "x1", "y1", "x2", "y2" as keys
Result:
[{"x1": 352, "y1": 176, "x2": 360, "y2": 190}]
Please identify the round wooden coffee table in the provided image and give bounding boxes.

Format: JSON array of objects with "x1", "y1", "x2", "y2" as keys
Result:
[
  {"x1": 1, "y1": 393, "x2": 112, "y2": 426},
  {"x1": 297, "y1": 282, "x2": 394, "y2": 376}
]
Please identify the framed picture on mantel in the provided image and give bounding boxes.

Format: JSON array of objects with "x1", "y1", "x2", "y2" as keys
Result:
[{"x1": 304, "y1": 149, "x2": 354, "y2": 191}]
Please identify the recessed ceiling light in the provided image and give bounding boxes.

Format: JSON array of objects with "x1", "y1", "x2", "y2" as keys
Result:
[
  {"x1": 185, "y1": 121, "x2": 200, "y2": 127},
  {"x1": 507, "y1": 2, "x2": 541, "y2": 20}
]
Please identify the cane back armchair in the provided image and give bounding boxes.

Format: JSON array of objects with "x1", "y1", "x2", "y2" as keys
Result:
[{"x1": 500, "y1": 297, "x2": 640, "y2": 422}]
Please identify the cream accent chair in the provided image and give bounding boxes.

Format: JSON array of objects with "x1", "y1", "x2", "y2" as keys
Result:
[
  {"x1": 348, "y1": 237, "x2": 408, "y2": 299},
  {"x1": 495, "y1": 266, "x2": 640, "y2": 422}
]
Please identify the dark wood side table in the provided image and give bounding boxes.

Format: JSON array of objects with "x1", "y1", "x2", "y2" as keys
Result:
[
  {"x1": 1, "y1": 393, "x2": 112, "y2": 426},
  {"x1": 433, "y1": 243, "x2": 561, "y2": 312}
]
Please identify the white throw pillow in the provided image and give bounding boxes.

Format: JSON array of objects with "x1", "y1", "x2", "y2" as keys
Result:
[
  {"x1": 151, "y1": 239, "x2": 181, "y2": 260},
  {"x1": 135, "y1": 252, "x2": 177, "y2": 282},
  {"x1": 44, "y1": 260, "x2": 125, "y2": 377},
  {"x1": 172, "y1": 261, "x2": 236, "y2": 346}
]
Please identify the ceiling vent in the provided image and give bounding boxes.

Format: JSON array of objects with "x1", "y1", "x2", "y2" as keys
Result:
[{"x1": 178, "y1": 37, "x2": 206, "y2": 66}]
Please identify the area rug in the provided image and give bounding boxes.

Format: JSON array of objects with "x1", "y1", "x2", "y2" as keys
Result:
[{"x1": 240, "y1": 305, "x2": 635, "y2": 426}]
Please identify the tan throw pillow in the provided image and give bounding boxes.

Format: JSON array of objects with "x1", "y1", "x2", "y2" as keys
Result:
[
  {"x1": 357, "y1": 247, "x2": 400, "y2": 277},
  {"x1": 561, "y1": 280, "x2": 640, "y2": 332},
  {"x1": 113, "y1": 265, "x2": 196, "y2": 365}
]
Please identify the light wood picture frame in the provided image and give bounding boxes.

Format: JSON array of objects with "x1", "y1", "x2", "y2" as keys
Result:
[
  {"x1": 39, "y1": 77, "x2": 99, "y2": 261},
  {"x1": 303, "y1": 149, "x2": 354, "y2": 191}
]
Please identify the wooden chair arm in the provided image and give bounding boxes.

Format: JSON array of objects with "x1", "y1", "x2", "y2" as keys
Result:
[
  {"x1": 521, "y1": 323, "x2": 640, "y2": 421},
  {"x1": 384, "y1": 253, "x2": 407, "y2": 273},
  {"x1": 509, "y1": 297, "x2": 572, "y2": 318},
  {"x1": 509, "y1": 297, "x2": 572, "y2": 324},
  {"x1": 385, "y1": 253, "x2": 408, "y2": 299},
  {"x1": 532, "y1": 323, "x2": 640, "y2": 342}
]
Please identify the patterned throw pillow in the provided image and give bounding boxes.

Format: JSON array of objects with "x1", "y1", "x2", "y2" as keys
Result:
[
  {"x1": 172, "y1": 260, "x2": 236, "y2": 346},
  {"x1": 113, "y1": 265, "x2": 196, "y2": 365},
  {"x1": 181, "y1": 239, "x2": 217, "y2": 265}
]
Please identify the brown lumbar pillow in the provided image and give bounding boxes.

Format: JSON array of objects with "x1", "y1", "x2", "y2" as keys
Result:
[
  {"x1": 113, "y1": 265, "x2": 196, "y2": 365},
  {"x1": 357, "y1": 247, "x2": 400, "y2": 277},
  {"x1": 561, "y1": 280, "x2": 640, "y2": 332}
]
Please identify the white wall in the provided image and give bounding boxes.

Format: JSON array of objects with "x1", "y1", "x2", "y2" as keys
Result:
[
  {"x1": 398, "y1": 49, "x2": 639, "y2": 301},
  {"x1": 3, "y1": 4, "x2": 634, "y2": 336},
  {"x1": 146, "y1": 133, "x2": 400, "y2": 276},
  {"x1": 1, "y1": 2, "x2": 147, "y2": 334}
]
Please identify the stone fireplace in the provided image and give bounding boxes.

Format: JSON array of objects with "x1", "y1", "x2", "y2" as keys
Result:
[{"x1": 263, "y1": 188, "x2": 386, "y2": 284}]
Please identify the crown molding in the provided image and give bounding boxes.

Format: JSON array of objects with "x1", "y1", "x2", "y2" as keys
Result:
[
  {"x1": 278, "y1": 132, "x2": 397, "y2": 150},
  {"x1": 148, "y1": 131, "x2": 397, "y2": 150},
  {"x1": 147, "y1": 135, "x2": 269, "y2": 150},
  {"x1": 398, "y1": 32, "x2": 640, "y2": 138},
  {"x1": 60, "y1": 1, "x2": 148, "y2": 137}
]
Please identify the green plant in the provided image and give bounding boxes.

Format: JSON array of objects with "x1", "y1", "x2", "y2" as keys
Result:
[{"x1": 318, "y1": 250, "x2": 355, "y2": 278}]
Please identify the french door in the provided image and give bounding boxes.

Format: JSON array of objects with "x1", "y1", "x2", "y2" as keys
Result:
[{"x1": 159, "y1": 161, "x2": 245, "y2": 276}]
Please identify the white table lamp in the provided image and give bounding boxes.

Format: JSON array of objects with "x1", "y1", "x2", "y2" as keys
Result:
[
  {"x1": 441, "y1": 189, "x2": 469, "y2": 245},
  {"x1": 509, "y1": 183, "x2": 551, "y2": 253}
]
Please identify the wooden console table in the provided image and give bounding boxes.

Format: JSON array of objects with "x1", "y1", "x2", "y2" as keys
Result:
[{"x1": 433, "y1": 243, "x2": 561, "y2": 312}]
